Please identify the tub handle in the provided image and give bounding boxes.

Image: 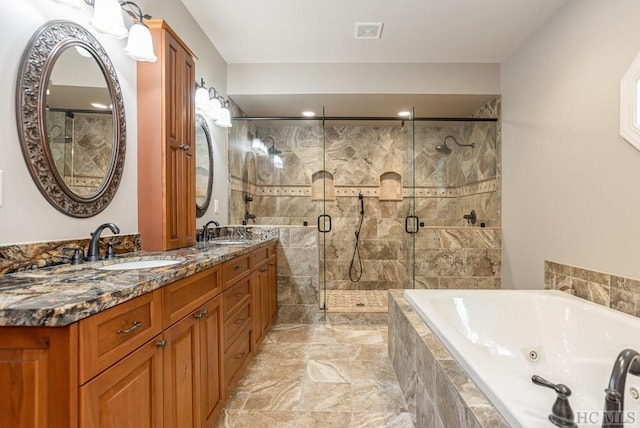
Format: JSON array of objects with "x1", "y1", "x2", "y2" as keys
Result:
[{"x1": 531, "y1": 375, "x2": 577, "y2": 428}]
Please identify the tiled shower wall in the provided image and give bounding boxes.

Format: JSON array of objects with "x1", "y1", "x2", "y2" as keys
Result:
[
  {"x1": 229, "y1": 98, "x2": 502, "y2": 292},
  {"x1": 545, "y1": 261, "x2": 640, "y2": 318}
]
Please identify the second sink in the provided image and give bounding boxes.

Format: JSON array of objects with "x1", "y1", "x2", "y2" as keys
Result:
[{"x1": 96, "y1": 258, "x2": 182, "y2": 271}]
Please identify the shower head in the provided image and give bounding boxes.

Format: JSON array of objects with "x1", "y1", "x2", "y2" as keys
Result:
[
  {"x1": 436, "y1": 135, "x2": 474, "y2": 155},
  {"x1": 435, "y1": 143, "x2": 452, "y2": 155}
]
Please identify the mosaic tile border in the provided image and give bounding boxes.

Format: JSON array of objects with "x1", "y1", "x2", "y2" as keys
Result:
[
  {"x1": 231, "y1": 176, "x2": 497, "y2": 199},
  {"x1": 545, "y1": 260, "x2": 640, "y2": 318}
]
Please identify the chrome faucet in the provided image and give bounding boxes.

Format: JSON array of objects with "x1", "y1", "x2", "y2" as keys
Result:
[
  {"x1": 244, "y1": 211, "x2": 256, "y2": 223},
  {"x1": 86, "y1": 223, "x2": 120, "y2": 261},
  {"x1": 200, "y1": 220, "x2": 220, "y2": 241},
  {"x1": 603, "y1": 349, "x2": 640, "y2": 428}
]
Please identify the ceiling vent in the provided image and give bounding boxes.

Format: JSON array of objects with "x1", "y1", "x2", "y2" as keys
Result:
[{"x1": 354, "y1": 22, "x2": 383, "y2": 39}]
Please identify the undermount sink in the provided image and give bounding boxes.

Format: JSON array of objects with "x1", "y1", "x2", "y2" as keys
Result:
[
  {"x1": 210, "y1": 239, "x2": 248, "y2": 245},
  {"x1": 96, "y1": 258, "x2": 183, "y2": 271}
]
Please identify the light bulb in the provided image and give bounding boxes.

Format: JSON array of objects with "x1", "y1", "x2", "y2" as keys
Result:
[
  {"x1": 124, "y1": 23, "x2": 157, "y2": 62},
  {"x1": 90, "y1": 0, "x2": 128, "y2": 39},
  {"x1": 215, "y1": 107, "x2": 232, "y2": 128}
]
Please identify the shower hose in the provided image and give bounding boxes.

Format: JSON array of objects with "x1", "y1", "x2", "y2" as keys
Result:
[{"x1": 349, "y1": 195, "x2": 365, "y2": 282}]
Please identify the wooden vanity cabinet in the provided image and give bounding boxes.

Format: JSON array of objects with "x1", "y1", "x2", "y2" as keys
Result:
[
  {"x1": 137, "y1": 19, "x2": 196, "y2": 251},
  {"x1": 0, "y1": 244, "x2": 277, "y2": 428}
]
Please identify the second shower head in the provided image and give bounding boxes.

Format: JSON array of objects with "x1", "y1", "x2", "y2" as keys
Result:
[{"x1": 436, "y1": 135, "x2": 474, "y2": 155}]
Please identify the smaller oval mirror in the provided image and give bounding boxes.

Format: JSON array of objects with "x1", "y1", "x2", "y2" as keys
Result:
[{"x1": 195, "y1": 113, "x2": 214, "y2": 217}]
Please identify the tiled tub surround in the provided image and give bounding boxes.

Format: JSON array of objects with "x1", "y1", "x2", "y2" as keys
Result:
[
  {"x1": 0, "y1": 231, "x2": 278, "y2": 326},
  {"x1": 388, "y1": 290, "x2": 507, "y2": 428},
  {"x1": 545, "y1": 260, "x2": 640, "y2": 317}
]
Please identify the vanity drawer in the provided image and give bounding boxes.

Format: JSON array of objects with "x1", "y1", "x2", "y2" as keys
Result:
[
  {"x1": 79, "y1": 289, "x2": 162, "y2": 384},
  {"x1": 223, "y1": 277, "x2": 251, "y2": 319},
  {"x1": 162, "y1": 266, "x2": 221, "y2": 328},
  {"x1": 224, "y1": 301, "x2": 251, "y2": 350},
  {"x1": 223, "y1": 325, "x2": 252, "y2": 390},
  {"x1": 251, "y1": 246, "x2": 269, "y2": 268},
  {"x1": 222, "y1": 254, "x2": 250, "y2": 289}
]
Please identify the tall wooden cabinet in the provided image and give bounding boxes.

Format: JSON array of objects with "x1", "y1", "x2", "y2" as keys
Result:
[{"x1": 138, "y1": 19, "x2": 196, "y2": 251}]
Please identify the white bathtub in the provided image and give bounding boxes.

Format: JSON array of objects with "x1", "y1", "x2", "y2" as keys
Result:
[{"x1": 404, "y1": 289, "x2": 640, "y2": 428}]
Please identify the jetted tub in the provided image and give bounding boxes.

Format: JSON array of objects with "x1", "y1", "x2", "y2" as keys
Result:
[{"x1": 403, "y1": 289, "x2": 640, "y2": 428}]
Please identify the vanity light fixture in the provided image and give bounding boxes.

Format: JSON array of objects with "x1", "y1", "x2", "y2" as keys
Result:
[
  {"x1": 195, "y1": 78, "x2": 232, "y2": 128},
  {"x1": 54, "y1": 0, "x2": 157, "y2": 62}
]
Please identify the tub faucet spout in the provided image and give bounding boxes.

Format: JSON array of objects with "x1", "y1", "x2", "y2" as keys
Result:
[{"x1": 602, "y1": 349, "x2": 640, "y2": 428}]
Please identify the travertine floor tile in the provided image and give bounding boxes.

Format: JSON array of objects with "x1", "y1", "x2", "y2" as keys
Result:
[{"x1": 215, "y1": 323, "x2": 414, "y2": 427}]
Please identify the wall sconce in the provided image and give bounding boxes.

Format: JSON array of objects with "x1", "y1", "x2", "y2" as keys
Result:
[
  {"x1": 251, "y1": 134, "x2": 268, "y2": 155},
  {"x1": 263, "y1": 136, "x2": 284, "y2": 169},
  {"x1": 195, "y1": 78, "x2": 232, "y2": 128},
  {"x1": 54, "y1": 0, "x2": 157, "y2": 62}
]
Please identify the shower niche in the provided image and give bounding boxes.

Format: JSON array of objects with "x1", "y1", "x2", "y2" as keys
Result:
[
  {"x1": 311, "y1": 170, "x2": 335, "y2": 200},
  {"x1": 379, "y1": 171, "x2": 402, "y2": 201}
]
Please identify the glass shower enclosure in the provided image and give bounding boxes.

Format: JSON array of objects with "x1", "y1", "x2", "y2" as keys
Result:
[{"x1": 230, "y1": 102, "x2": 499, "y2": 320}]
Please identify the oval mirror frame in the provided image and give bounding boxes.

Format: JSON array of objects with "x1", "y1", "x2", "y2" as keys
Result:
[
  {"x1": 195, "y1": 113, "x2": 214, "y2": 217},
  {"x1": 620, "y1": 50, "x2": 640, "y2": 152},
  {"x1": 16, "y1": 20, "x2": 126, "y2": 217}
]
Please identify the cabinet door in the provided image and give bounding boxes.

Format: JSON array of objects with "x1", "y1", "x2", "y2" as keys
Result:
[
  {"x1": 163, "y1": 30, "x2": 195, "y2": 250},
  {"x1": 0, "y1": 326, "x2": 77, "y2": 428},
  {"x1": 163, "y1": 310, "x2": 200, "y2": 428},
  {"x1": 257, "y1": 265, "x2": 270, "y2": 339},
  {"x1": 251, "y1": 270, "x2": 263, "y2": 346},
  {"x1": 267, "y1": 257, "x2": 278, "y2": 324},
  {"x1": 199, "y1": 295, "x2": 224, "y2": 427},
  {"x1": 80, "y1": 338, "x2": 163, "y2": 428}
]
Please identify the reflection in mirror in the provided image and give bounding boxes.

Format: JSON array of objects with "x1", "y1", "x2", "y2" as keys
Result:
[
  {"x1": 46, "y1": 46, "x2": 114, "y2": 197},
  {"x1": 16, "y1": 20, "x2": 126, "y2": 217},
  {"x1": 620, "y1": 51, "x2": 640, "y2": 152},
  {"x1": 195, "y1": 113, "x2": 214, "y2": 217}
]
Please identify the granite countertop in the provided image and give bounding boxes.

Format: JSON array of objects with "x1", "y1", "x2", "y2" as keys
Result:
[{"x1": 0, "y1": 237, "x2": 278, "y2": 327}]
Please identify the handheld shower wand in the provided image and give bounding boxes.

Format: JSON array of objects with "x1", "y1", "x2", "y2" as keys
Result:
[{"x1": 350, "y1": 192, "x2": 365, "y2": 282}]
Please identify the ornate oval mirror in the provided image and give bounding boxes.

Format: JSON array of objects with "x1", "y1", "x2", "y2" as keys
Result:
[
  {"x1": 195, "y1": 113, "x2": 214, "y2": 217},
  {"x1": 16, "y1": 21, "x2": 126, "y2": 217}
]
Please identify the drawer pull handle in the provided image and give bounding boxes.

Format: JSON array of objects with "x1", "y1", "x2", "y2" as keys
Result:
[
  {"x1": 156, "y1": 339, "x2": 167, "y2": 348},
  {"x1": 234, "y1": 265, "x2": 243, "y2": 271},
  {"x1": 235, "y1": 292, "x2": 245, "y2": 298},
  {"x1": 117, "y1": 321, "x2": 142, "y2": 335},
  {"x1": 235, "y1": 318, "x2": 246, "y2": 325},
  {"x1": 179, "y1": 144, "x2": 190, "y2": 151},
  {"x1": 194, "y1": 309, "x2": 209, "y2": 319},
  {"x1": 236, "y1": 352, "x2": 246, "y2": 360}
]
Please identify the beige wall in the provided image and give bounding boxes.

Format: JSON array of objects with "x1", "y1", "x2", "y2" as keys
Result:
[
  {"x1": 0, "y1": 1, "x2": 229, "y2": 245},
  {"x1": 229, "y1": 63, "x2": 500, "y2": 96},
  {"x1": 501, "y1": 0, "x2": 640, "y2": 289}
]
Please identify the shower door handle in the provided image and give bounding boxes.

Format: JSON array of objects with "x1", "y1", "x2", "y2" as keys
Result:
[
  {"x1": 317, "y1": 214, "x2": 332, "y2": 233},
  {"x1": 405, "y1": 215, "x2": 419, "y2": 234}
]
